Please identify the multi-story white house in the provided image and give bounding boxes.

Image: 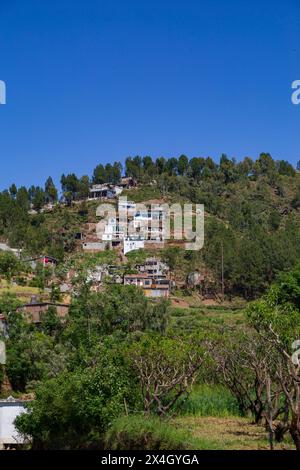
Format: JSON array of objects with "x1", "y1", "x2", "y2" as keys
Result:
[{"x1": 90, "y1": 200, "x2": 167, "y2": 254}]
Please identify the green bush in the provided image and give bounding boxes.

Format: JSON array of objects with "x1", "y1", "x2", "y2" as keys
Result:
[
  {"x1": 15, "y1": 349, "x2": 138, "y2": 449},
  {"x1": 105, "y1": 415, "x2": 199, "y2": 450}
]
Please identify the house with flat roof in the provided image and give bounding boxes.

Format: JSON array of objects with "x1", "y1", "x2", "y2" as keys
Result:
[
  {"x1": 124, "y1": 273, "x2": 171, "y2": 298},
  {"x1": 137, "y1": 258, "x2": 169, "y2": 277},
  {"x1": 89, "y1": 184, "x2": 123, "y2": 200},
  {"x1": 16, "y1": 301, "x2": 69, "y2": 323},
  {"x1": 0, "y1": 396, "x2": 29, "y2": 449}
]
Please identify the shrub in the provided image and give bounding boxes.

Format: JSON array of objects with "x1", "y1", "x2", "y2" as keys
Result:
[{"x1": 105, "y1": 415, "x2": 199, "y2": 450}]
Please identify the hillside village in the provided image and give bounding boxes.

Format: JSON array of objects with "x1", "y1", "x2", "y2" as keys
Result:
[
  {"x1": 0, "y1": 167, "x2": 209, "y2": 329},
  {"x1": 1, "y1": 153, "x2": 300, "y2": 321}
]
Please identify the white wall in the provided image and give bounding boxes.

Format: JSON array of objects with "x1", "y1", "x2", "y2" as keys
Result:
[
  {"x1": 124, "y1": 239, "x2": 144, "y2": 255},
  {"x1": 0, "y1": 403, "x2": 26, "y2": 446}
]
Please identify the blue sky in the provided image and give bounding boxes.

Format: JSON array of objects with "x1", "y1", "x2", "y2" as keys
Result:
[{"x1": 0, "y1": 0, "x2": 300, "y2": 190}]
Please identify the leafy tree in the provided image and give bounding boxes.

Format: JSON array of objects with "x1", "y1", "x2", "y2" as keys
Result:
[
  {"x1": 15, "y1": 342, "x2": 138, "y2": 449},
  {"x1": 16, "y1": 186, "x2": 30, "y2": 211},
  {"x1": 219, "y1": 154, "x2": 237, "y2": 183},
  {"x1": 247, "y1": 264, "x2": 300, "y2": 449},
  {"x1": 78, "y1": 175, "x2": 90, "y2": 199},
  {"x1": 112, "y1": 162, "x2": 122, "y2": 184},
  {"x1": 276, "y1": 160, "x2": 295, "y2": 177},
  {"x1": 92, "y1": 164, "x2": 106, "y2": 184},
  {"x1": 165, "y1": 157, "x2": 178, "y2": 176},
  {"x1": 45, "y1": 177, "x2": 58, "y2": 203},
  {"x1": 237, "y1": 157, "x2": 254, "y2": 177},
  {"x1": 253, "y1": 153, "x2": 276, "y2": 180},
  {"x1": 9, "y1": 184, "x2": 17, "y2": 198},
  {"x1": 6, "y1": 322, "x2": 68, "y2": 391},
  {"x1": 40, "y1": 306, "x2": 62, "y2": 337},
  {"x1": 177, "y1": 155, "x2": 189, "y2": 176},
  {"x1": 188, "y1": 157, "x2": 205, "y2": 181},
  {"x1": 142, "y1": 156, "x2": 156, "y2": 181},
  {"x1": 68, "y1": 284, "x2": 169, "y2": 344},
  {"x1": 155, "y1": 157, "x2": 167, "y2": 175},
  {"x1": 61, "y1": 173, "x2": 80, "y2": 202},
  {"x1": 0, "y1": 251, "x2": 21, "y2": 282},
  {"x1": 31, "y1": 186, "x2": 46, "y2": 211}
]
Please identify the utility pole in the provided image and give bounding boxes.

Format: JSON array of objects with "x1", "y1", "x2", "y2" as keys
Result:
[{"x1": 221, "y1": 241, "x2": 224, "y2": 302}]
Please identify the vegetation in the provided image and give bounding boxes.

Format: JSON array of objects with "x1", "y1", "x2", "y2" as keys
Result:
[
  {"x1": 1, "y1": 154, "x2": 300, "y2": 450},
  {"x1": 104, "y1": 415, "x2": 202, "y2": 450}
]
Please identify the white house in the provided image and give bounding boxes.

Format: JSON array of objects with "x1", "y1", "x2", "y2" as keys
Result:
[
  {"x1": 123, "y1": 236, "x2": 145, "y2": 255},
  {"x1": 0, "y1": 397, "x2": 28, "y2": 449}
]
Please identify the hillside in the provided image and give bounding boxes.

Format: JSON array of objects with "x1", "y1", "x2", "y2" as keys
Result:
[{"x1": 1, "y1": 153, "x2": 300, "y2": 299}]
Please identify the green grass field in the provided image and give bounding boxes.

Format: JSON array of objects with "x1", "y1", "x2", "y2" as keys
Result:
[{"x1": 169, "y1": 304, "x2": 246, "y2": 331}]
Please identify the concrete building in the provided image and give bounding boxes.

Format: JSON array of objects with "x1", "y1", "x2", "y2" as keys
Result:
[
  {"x1": 89, "y1": 184, "x2": 123, "y2": 200},
  {"x1": 124, "y1": 273, "x2": 171, "y2": 298},
  {"x1": 0, "y1": 397, "x2": 28, "y2": 449},
  {"x1": 87, "y1": 265, "x2": 109, "y2": 284},
  {"x1": 187, "y1": 271, "x2": 205, "y2": 288},
  {"x1": 82, "y1": 241, "x2": 107, "y2": 252},
  {"x1": 137, "y1": 258, "x2": 169, "y2": 277},
  {"x1": 16, "y1": 302, "x2": 69, "y2": 323}
]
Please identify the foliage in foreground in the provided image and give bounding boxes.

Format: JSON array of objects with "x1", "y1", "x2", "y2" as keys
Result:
[
  {"x1": 104, "y1": 415, "x2": 201, "y2": 450},
  {"x1": 15, "y1": 344, "x2": 138, "y2": 449}
]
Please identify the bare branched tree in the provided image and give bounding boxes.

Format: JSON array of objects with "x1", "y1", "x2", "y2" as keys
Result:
[{"x1": 129, "y1": 335, "x2": 206, "y2": 416}]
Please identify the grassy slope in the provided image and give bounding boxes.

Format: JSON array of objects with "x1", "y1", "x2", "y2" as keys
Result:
[
  {"x1": 169, "y1": 304, "x2": 246, "y2": 331},
  {"x1": 166, "y1": 309, "x2": 295, "y2": 450},
  {"x1": 172, "y1": 416, "x2": 294, "y2": 450}
]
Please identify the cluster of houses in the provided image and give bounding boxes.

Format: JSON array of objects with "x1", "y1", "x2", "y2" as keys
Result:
[
  {"x1": 83, "y1": 199, "x2": 167, "y2": 255},
  {"x1": 0, "y1": 257, "x2": 173, "y2": 332},
  {"x1": 70, "y1": 257, "x2": 172, "y2": 299},
  {"x1": 124, "y1": 258, "x2": 172, "y2": 298}
]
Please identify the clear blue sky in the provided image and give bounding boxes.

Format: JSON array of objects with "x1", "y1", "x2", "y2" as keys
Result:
[{"x1": 0, "y1": 0, "x2": 300, "y2": 190}]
